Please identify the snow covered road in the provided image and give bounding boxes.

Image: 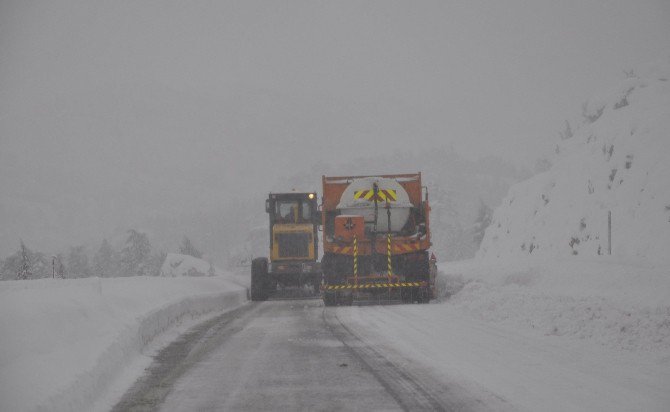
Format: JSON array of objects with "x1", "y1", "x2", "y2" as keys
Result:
[
  {"x1": 113, "y1": 292, "x2": 669, "y2": 411},
  {"x1": 114, "y1": 299, "x2": 490, "y2": 411}
]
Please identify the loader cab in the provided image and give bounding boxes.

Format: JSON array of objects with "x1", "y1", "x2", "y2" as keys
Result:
[{"x1": 265, "y1": 193, "x2": 320, "y2": 262}]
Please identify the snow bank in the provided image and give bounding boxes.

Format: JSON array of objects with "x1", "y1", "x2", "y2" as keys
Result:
[
  {"x1": 0, "y1": 275, "x2": 247, "y2": 412},
  {"x1": 161, "y1": 253, "x2": 217, "y2": 277},
  {"x1": 439, "y1": 257, "x2": 670, "y2": 352},
  {"x1": 479, "y1": 53, "x2": 670, "y2": 261}
]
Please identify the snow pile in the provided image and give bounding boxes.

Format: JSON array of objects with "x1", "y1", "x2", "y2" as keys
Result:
[
  {"x1": 339, "y1": 280, "x2": 670, "y2": 411},
  {"x1": 0, "y1": 275, "x2": 246, "y2": 412},
  {"x1": 478, "y1": 54, "x2": 670, "y2": 261},
  {"x1": 161, "y1": 253, "x2": 217, "y2": 277},
  {"x1": 440, "y1": 257, "x2": 670, "y2": 352}
]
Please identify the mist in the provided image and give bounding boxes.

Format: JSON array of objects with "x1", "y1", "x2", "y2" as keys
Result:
[{"x1": 1, "y1": 0, "x2": 669, "y2": 261}]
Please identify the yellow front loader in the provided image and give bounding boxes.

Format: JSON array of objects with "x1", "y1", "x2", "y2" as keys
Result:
[{"x1": 251, "y1": 192, "x2": 321, "y2": 301}]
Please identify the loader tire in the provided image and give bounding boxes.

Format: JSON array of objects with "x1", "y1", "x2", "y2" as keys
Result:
[{"x1": 251, "y1": 258, "x2": 269, "y2": 301}]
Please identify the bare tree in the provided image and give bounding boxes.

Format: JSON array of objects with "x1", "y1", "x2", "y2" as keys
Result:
[
  {"x1": 67, "y1": 245, "x2": 91, "y2": 278},
  {"x1": 179, "y1": 236, "x2": 203, "y2": 259},
  {"x1": 93, "y1": 239, "x2": 117, "y2": 277},
  {"x1": 16, "y1": 241, "x2": 31, "y2": 280},
  {"x1": 120, "y1": 229, "x2": 152, "y2": 276}
]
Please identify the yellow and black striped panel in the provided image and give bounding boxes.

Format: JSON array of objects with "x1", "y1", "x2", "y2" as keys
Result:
[
  {"x1": 324, "y1": 282, "x2": 423, "y2": 290},
  {"x1": 393, "y1": 243, "x2": 421, "y2": 253},
  {"x1": 353, "y1": 189, "x2": 397, "y2": 202},
  {"x1": 331, "y1": 245, "x2": 353, "y2": 254},
  {"x1": 380, "y1": 189, "x2": 397, "y2": 201}
]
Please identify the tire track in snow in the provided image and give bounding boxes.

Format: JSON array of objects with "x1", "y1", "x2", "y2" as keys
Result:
[
  {"x1": 324, "y1": 307, "x2": 478, "y2": 412},
  {"x1": 111, "y1": 302, "x2": 262, "y2": 411}
]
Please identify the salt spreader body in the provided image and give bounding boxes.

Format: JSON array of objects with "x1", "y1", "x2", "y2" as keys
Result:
[{"x1": 320, "y1": 173, "x2": 436, "y2": 305}]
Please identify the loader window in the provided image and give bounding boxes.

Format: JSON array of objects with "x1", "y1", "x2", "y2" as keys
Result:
[
  {"x1": 301, "y1": 201, "x2": 312, "y2": 221},
  {"x1": 277, "y1": 201, "x2": 299, "y2": 223},
  {"x1": 275, "y1": 199, "x2": 315, "y2": 224}
]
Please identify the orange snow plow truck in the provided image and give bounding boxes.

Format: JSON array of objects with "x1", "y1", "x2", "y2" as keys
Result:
[{"x1": 321, "y1": 173, "x2": 436, "y2": 305}]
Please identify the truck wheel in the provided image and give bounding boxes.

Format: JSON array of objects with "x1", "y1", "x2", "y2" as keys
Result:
[
  {"x1": 413, "y1": 252, "x2": 430, "y2": 282},
  {"x1": 323, "y1": 291, "x2": 337, "y2": 306},
  {"x1": 417, "y1": 288, "x2": 430, "y2": 304},
  {"x1": 400, "y1": 288, "x2": 413, "y2": 304},
  {"x1": 251, "y1": 258, "x2": 269, "y2": 301},
  {"x1": 344, "y1": 293, "x2": 354, "y2": 306}
]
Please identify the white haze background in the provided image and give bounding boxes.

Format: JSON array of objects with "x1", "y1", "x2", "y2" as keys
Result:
[
  {"x1": 2, "y1": 3, "x2": 670, "y2": 411},
  {"x1": 1, "y1": 0, "x2": 669, "y2": 264}
]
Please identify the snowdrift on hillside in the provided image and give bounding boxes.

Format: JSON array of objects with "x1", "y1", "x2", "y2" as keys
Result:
[
  {"x1": 161, "y1": 253, "x2": 217, "y2": 277},
  {"x1": 440, "y1": 258, "x2": 670, "y2": 352},
  {"x1": 479, "y1": 54, "x2": 670, "y2": 261}
]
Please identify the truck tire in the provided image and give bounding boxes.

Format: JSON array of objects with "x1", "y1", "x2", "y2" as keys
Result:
[
  {"x1": 400, "y1": 288, "x2": 413, "y2": 304},
  {"x1": 251, "y1": 258, "x2": 269, "y2": 301},
  {"x1": 323, "y1": 291, "x2": 337, "y2": 306},
  {"x1": 417, "y1": 288, "x2": 430, "y2": 304}
]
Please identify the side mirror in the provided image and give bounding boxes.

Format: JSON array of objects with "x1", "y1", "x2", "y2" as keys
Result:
[
  {"x1": 265, "y1": 199, "x2": 270, "y2": 213},
  {"x1": 417, "y1": 223, "x2": 427, "y2": 237}
]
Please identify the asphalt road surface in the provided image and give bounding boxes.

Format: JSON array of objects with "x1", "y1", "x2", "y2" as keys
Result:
[{"x1": 112, "y1": 299, "x2": 483, "y2": 412}]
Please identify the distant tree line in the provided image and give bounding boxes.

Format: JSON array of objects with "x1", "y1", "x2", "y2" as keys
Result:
[{"x1": 0, "y1": 231, "x2": 205, "y2": 281}]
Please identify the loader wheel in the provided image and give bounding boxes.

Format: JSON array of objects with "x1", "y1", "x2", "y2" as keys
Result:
[{"x1": 251, "y1": 258, "x2": 269, "y2": 301}]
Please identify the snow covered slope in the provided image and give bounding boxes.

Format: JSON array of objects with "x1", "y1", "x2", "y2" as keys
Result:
[
  {"x1": 160, "y1": 253, "x2": 217, "y2": 277},
  {"x1": 0, "y1": 275, "x2": 246, "y2": 412},
  {"x1": 333, "y1": 255, "x2": 670, "y2": 411},
  {"x1": 479, "y1": 54, "x2": 670, "y2": 261}
]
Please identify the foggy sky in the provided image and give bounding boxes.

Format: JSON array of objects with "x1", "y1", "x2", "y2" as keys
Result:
[{"x1": 1, "y1": 0, "x2": 669, "y2": 257}]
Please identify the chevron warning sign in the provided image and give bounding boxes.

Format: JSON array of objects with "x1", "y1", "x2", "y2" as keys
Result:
[{"x1": 353, "y1": 189, "x2": 397, "y2": 202}]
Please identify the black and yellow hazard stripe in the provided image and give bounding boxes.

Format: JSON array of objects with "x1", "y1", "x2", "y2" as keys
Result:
[
  {"x1": 387, "y1": 233, "x2": 392, "y2": 277},
  {"x1": 379, "y1": 189, "x2": 397, "y2": 201},
  {"x1": 353, "y1": 235, "x2": 358, "y2": 277},
  {"x1": 353, "y1": 189, "x2": 397, "y2": 202},
  {"x1": 324, "y1": 282, "x2": 423, "y2": 290}
]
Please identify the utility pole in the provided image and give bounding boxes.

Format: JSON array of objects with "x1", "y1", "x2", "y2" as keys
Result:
[{"x1": 608, "y1": 210, "x2": 612, "y2": 255}]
